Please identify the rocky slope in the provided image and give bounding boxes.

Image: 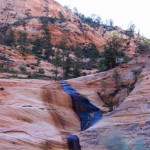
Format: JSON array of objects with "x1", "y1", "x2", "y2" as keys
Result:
[
  {"x1": 0, "y1": 0, "x2": 137, "y2": 53},
  {"x1": 0, "y1": 0, "x2": 77, "y2": 23},
  {"x1": 0, "y1": 0, "x2": 150, "y2": 149},
  {"x1": 0, "y1": 0, "x2": 144, "y2": 80},
  {"x1": 0, "y1": 54, "x2": 149, "y2": 149},
  {"x1": 73, "y1": 54, "x2": 150, "y2": 149}
]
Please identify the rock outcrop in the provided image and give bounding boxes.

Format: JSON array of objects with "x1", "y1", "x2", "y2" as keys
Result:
[
  {"x1": 0, "y1": 54, "x2": 149, "y2": 149},
  {"x1": 0, "y1": 0, "x2": 150, "y2": 149},
  {"x1": 0, "y1": 0, "x2": 137, "y2": 53}
]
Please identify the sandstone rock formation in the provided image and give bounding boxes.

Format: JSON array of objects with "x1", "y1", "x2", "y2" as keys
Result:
[
  {"x1": 0, "y1": 54, "x2": 149, "y2": 149},
  {"x1": 0, "y1": 0, "x2": 144, "y2": 80},
  {"x1": 0, "y1": 0, "x2": 150, "y2": 149},
  {"x1": 0, "y1": 0, "x2": 137, "y2": 53},
  {"x1": 74, "y1": 54, "x2": 150, "y2": 149}
]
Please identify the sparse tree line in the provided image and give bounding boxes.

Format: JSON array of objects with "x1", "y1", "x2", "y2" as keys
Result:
[
  {"x1": 0, "y1": 7, "x2": 150, "y2": 80},
  {"x1": 0, "y1": 23, "x2": 150, "y2": 80},
  {"x1": 73, "y1": 7, "x2": 114, "y2": 29},
  {"x1": 73, "y1": 7, "x2": 137, "y2": 37}
]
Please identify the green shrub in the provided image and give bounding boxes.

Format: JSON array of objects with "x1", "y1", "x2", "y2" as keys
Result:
[
  {"x1": 19, "y1": 65, "x2": 26, "y2": 73},
  {"x1": 132, "y1": 69, "x2": 141, "y2": 78},
  {"x1": 0, "y1": 63, "x2": 4, "y2": 69},
  {"x1": 27, "y1": 72, "x2": 39, "y2": 79},
  {"x1": 38, "y1": 68, "x2": 45, "y2": 74}
]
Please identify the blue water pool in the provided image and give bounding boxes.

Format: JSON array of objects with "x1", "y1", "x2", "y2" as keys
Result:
[{"x1": 62, "y1": 80, "x2": 103, "y2": 131}]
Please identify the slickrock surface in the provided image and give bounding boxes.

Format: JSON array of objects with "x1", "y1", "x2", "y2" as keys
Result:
[
  {"x1": 0, "y1": 0, "x2": 149, "y2": 149},
  {"x1": 70, "y1": 56, "x2": 150, "y2": 150},
  {"x1": 0, "y1": 54, "x2": 149, "y2": 149},
  {"x1": 0, "y1": 79, "x2": 70, "y2": 150}
]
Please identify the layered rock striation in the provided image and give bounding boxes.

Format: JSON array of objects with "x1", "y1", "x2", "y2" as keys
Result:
[
  {"x1": 0, "y1": 54, "x2": 149, "y2": 149},
  {"x1": 0, "y1": 0, "x2": 137, "y2": 54}
]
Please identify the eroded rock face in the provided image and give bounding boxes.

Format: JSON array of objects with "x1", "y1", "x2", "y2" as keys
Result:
[
  {"x1": 76, "y1": 55, "x2": 150, "y2": 149},
  {"x1": 0, "y1": 0, "x2": 137, "y2": 54},
  {"x1": 79, "y1": 76, "x2": 150, "y2": 149},
  {"x1": 0, "y1": 79, "x2": 70, "y2": 150},
  {"x1": 0, "y1": 54, "x2": 149, "y2": 149},
  {"x1": 0, "y1": 0, "x2": 77, "y2": 23},
  {"x1": 0, "y1": 0, "x2": 105, "y2": 50},
  {"x1": 0, "y1": 0, "x2": 149, "y2": 149},
  {"x1": 62, "y1": 81, "x2": 103, "y2": 131}
]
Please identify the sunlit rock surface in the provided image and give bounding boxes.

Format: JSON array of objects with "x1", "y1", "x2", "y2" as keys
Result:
[
  {"x1": 0, "y1": 0, "x2": 149, "y2": 149},
  {"x1": 0, "y1": 79, "x2": 69, "y2": 150},
  {"x1": 0, "y1": 54, "x2": 149, "y2": 149},
  {"x1": 0, "y1": 0, "x2": 137, "y2": 54}
]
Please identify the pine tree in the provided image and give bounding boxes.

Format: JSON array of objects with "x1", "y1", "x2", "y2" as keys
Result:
[
  {"x1": 72, "y1": 60, "x2": 81, "y2": 78},
  {"x1": 42, "y1": 24, "x2": 53, "y2": 60},
  {"x1": 32, "y1": 37, "x2": 43, "y2": 57},
  {"x1": 63, "y1": 53, "x2": 73, "y2": 79},
  {"x1": 99, "y1": 35, "x2": 125, "y2": 71},
  {"x1": 73, "y1": 46, "x2": 83, "y2": 78},
  {"x1": 5, "y1": 30, "x2": 16, "y2": 46},
  {"x1": 17, "y1": 32, "x2": 29, "y2": 55},
  {"x1": 58, "y1": 36, "x2": 69, "y2": 78},
  {"x1": 51, "y1": 49, "x2": 62, "y2": 80}
]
